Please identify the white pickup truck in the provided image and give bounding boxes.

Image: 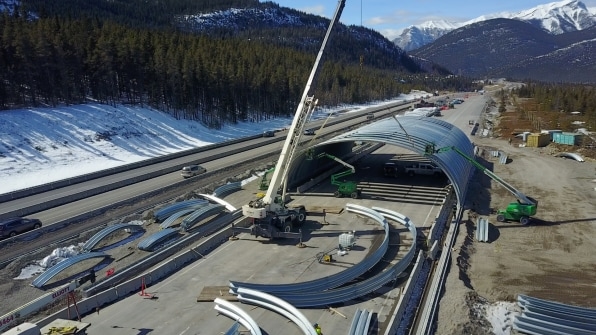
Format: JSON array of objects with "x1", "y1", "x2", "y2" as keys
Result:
[{"x1": 404, "y1": 163, "x2": 444, "y2": 177}]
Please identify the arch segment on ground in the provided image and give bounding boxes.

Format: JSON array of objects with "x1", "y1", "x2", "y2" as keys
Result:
[
  {"x1": 311, "y1": 116, "x2": 475, "y2": 207},
  {"x1": 83, "y1": 223, "x2": 145, "y2": 252},
  {"x1": 32, "y1": 252, "x2": 109, "y2": 288}
]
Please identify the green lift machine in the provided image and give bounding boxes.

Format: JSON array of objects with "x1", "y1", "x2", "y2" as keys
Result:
[
  {"x1": 425, "y1": 143, "x2": 537, "y2": 225},
  {"x1": 314, "y1": 152, "x2": 361, "y2": 199}
]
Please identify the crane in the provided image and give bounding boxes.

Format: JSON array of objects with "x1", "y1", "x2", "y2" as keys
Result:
[
  {"x1": 424, "y1": 143, "x2": 538, "y2": 225},
  {"x1": 316, "y1": 153, "x2": 361, "y2": 198},
  {"x1": 238, "y1": 0, "x2": 346, "y2": 239}
]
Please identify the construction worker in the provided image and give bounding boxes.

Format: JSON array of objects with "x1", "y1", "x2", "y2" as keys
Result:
[{"x1": 314, "y1": 323, "x2": 323, "y2": 335}]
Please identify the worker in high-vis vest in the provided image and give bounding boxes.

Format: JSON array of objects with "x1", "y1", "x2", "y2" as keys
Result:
[{"x1": 314, "y1": 323, "x2": 323, "y2": 335}]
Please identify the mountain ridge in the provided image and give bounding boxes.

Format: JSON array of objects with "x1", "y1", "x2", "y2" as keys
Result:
[{"x1": 394, "y1": 0, "x2": 596, "y2": 51}]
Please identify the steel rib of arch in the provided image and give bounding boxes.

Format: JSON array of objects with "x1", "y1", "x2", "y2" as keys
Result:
[{"x1": 318, "y1": 116, "x2": 475, "y2": 207}]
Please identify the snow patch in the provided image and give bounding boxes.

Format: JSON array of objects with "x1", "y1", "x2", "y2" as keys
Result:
[
  {"x1": 14, "y1": 243, "x2": 85, "y2": 280},
  {"x1": 485, "y1": 301, "x2": 520, "y2": 335}
]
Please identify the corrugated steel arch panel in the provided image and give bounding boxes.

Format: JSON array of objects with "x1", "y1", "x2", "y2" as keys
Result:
[
  {"x1": 159, "y1": 209, "x2": 196, "y2": 229},
  {"x1": 154, "y1": 199, "x2": 209, "y2": 222},
  {"x1": 137, "y1": 228, "x2": 179, "y2": 251},
  {"x1": 180, "y1": 204, "x2": 225, "y2": 231},
  {"x1": 32, "y1": 252, "x2": 108, "y2": 288},
  {"x1": 319, "y1": 116, "x2": 475, "y2": 207},
  {"x1": 83, "y1": 223, "x2": 145, "y2": 252}
]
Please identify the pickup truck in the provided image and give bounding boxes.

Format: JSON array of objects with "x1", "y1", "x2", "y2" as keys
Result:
[{"x1": 404, "y1": 163, "x2": 444, "y2": 177}]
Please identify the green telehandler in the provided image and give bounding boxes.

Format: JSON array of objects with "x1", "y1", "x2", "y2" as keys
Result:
[
  {"x1": 425, "y1": 143, "x2": 537, "y2": 225},
  {"x1": 316, "y1": 152, "x2": 361, "y2": 199}
]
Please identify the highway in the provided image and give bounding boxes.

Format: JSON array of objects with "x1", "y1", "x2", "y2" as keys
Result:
[{"x1": 0, "y1": 99, "x2": 414, "y2": 265}]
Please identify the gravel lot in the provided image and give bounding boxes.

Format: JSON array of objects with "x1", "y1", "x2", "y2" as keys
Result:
[{"x1": 436, "y1": 111, "x2": 596, "y2": 333}]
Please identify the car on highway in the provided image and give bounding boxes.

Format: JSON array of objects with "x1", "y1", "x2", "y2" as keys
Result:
[
  {"x1": 262, "y1": 130, "x2": 275, "y2": 137},
  {"x1": 181, "y1": 165, "x2": 207, "y2": 178},
  {"x1": 304, "y1": 128, "x2": 316, "y2": 135},
  {"x1": 0, "y1": 217, "x2": 42, "y2": 239}
]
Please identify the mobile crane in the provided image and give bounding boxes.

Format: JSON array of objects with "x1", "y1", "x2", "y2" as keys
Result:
[
  {"x1": 237, "y1": 0, "x2": 346, "y2": 239},
  {"x1": 425, "y1": 143, "x2": 538, "y2": 225},
  {"x1": 316, "y1": 153, "x2": 361, "y2": 198}
]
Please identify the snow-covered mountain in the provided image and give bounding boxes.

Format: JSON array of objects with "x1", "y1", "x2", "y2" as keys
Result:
[{"x1": 394, "y1": 0, "x2": 596, "y2": 51}]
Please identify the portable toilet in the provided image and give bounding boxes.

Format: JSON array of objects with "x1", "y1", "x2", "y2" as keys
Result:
[{"x1": 526, "y1": 133, "x2": 550, "y2": 147}]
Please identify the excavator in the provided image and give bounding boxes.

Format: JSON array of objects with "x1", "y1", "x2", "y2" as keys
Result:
[
  {"x1": 237, "y1": 0, "x2": 346, "y2": 239},
  {"x1": 315, "y1": 153, "x2": 360, "y2": 198},
  {"x1": 425, "y1": 143, "x2": 538, "y2": 225}
]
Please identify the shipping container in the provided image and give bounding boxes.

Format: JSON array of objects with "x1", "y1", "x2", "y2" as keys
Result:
[
  {"x1": 540, "y1": 129, "x2": 562, "y2": 141},
  {"x1": 552, "y1": 132, "x2": 582, "y2": 146},
  {"x1": 526, "y1": 133, "x2": 550, "y2": 147}
]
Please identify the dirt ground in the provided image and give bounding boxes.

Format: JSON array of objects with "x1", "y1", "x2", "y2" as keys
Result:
[{"x1": 436, "y1": 95, "x2": 596, "y2": 334}]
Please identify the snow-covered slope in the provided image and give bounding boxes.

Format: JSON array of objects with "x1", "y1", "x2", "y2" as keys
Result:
[{"x1": 394, "y1": 0, "x2": 596, "y2": 51}]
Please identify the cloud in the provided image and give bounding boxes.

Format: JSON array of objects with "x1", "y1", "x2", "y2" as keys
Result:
[
  {"x1": 366, "y1": 9, "x2": 468, "y2": 28},
  {"x1": 297, "y1": 4, "x2": 325, "y2": 16}
]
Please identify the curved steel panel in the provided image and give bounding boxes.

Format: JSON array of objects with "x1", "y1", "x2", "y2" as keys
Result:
[
  {"x1": 555, "y1": 152, "x2": 585, "y2": 162},
  {"x1": 83, "y1": 223, "x2": 145, "y2": 252},
  {"x1": 159, "y1": 209, "x2": 196, "y2": 229},
  {"x1": 154, "y1": 199, "x2": 209, "y2": 222},
  {"x1": 180, "y1": 204, "x2": 225, "y2": 232},
  {"x1": 137, "y1": 228, "x2": 179, "y2": 251},
  {"x1": 32, "y1": 252, "x2": 108, "y2": 288},
  {"x1": 319, "y1": 116, "x2": 475, "y2": 207}
]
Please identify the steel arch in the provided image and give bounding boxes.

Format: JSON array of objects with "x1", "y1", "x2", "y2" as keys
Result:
[
  {"x1": 83, "y1": 223, "x2": 145, "y2": 252},
  {"x1": 316, "y1": 116, "x2": 475, "y2": 207},
  {"x1": 32, "y1": 252, "x2": 108, "y2": 288}
]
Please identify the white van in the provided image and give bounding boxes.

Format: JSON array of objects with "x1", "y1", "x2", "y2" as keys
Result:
[{"x1": 181, "y1": 165, "x2": 206, "y2": 178}]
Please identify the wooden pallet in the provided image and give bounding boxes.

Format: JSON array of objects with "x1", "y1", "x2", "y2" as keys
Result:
[{"x1": 196, "y1": 286, "x2": 238, "y2": 302}]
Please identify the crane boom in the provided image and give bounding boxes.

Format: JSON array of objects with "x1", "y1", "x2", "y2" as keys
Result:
[
  {"x1": 428, "y1": 144, "x2": 536, "y2": 205},
  {"x1": 263, "y1": 0, "x2": 346, "y2": 205},
  {"x1": 242, "y1": 0, "x2": 345, "y2": 222}
]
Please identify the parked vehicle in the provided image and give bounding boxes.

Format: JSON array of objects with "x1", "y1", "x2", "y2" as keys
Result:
[
  {"x1": 0, "y1": 217, "x2": 42, "y2": 239},
  {"x1": 181, "y1": 165, "x2": 207, "y2": 178},
  {"x1": 404, "y1": 163, "x2": 444, "y2": 177}
]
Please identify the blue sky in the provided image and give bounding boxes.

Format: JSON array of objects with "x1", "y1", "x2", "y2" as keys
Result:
[{"x1": 270, "y1": 0, "x2": 596, "y2": 39}]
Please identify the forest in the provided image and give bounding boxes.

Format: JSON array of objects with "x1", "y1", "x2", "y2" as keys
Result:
[{"x1": 0, "y1": 1, "x2": 478, "y2": 127}]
